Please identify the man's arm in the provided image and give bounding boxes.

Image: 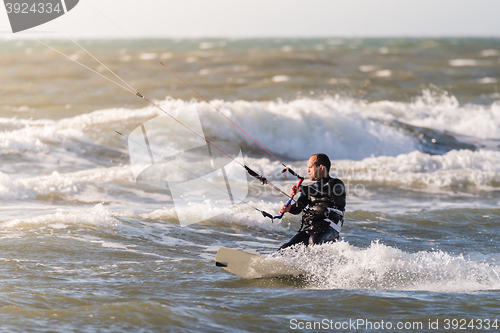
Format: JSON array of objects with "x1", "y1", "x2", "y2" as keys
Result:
[
  {"x1": 279, "y1": 184, "x2": 308, "y2": 215},
  {"x1": 288, "y1": 190, "x2": 308, "y2": 215},
  {"x1": 328, "y1": 179, "x2": 346, "y2": 211}
]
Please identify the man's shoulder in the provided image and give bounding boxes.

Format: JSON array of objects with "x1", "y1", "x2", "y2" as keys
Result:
[{"x1": 326, "y1": 176, "x2": 345, "y2": 187}]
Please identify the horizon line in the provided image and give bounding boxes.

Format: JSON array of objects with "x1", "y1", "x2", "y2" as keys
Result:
[{"x1": 2, "y1": 34, "x2": 500, "y2": 40}]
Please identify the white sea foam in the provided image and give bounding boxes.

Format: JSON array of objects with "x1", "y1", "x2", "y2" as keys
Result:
[
  {"x1": 0, "y1": 171, "x2": 34, "y2": 200},
  {"x1": 375, "y1": 69, "x2": 392, "y2": 77},
  {"x1": 478, "y1": 77, "x2": 498, "y2": 84},
  {"x1": 18, "y1": 166, "x2": 134, "y2": 196},
  {"x1": 198, "y1": 42, "x2": 214, "y2": 50},
  {"x1": 195, "y1": 98, "x2": 417, "y2": 160},
  {"x1": 0, "y1": 106, "x2": 161, "y2": 173},
  {"x1": 0, "y1": 166, "x2": 134, "y2": 201},
  {"x1": 139, "y1": 53, "x2": 157, "y2": 60},
  {"x1": 0, "y1": 118, "x2": 85, "y2": 154},
  {"x1": 2, "y1": 203, "x2": 119, "y2": 228},
  {"x1": 359, "y1": 65, "x2": 377, "y2": 72},
  {"x1": 83, "y1": 96, "x2": 415, "y2": 161},
  {"x1": 480, "y1": 49, "x2": 500, "y2": 57},
  {"x1": 240, "y1": 149, "x2": 500, "y2": 189},
  {"x1": 198, "y1": 68, "x2": 211, "y2": 75},
  {"x1": 141, "y1": 200, "x2": 289, "y2": 232},
  {"x1": 273, "y1": 241, "x2": 500, "y2": 292},
  {"x1": 449, "y1": 59, "x2": 479, "y2": 67},
  {"x1": 272, "y1": 75, "x2": 290, "y2": 82},
  {"x1": 160, "y1": 52, "x2": 173, "y2": 59},
  {"x1": 333, "y1": 149, "x2": 500, "y2": 187},
  {"x1": 1, "y1": 91, "x2": 499, "y2": 175},
  {"x1": 133, "y1": 92, "x2": 500, "y2": 160},
  {"x1": 379, "y1": 47, "x2": 389, "y2": 54},
  {"x1": 366, "y1": 90, "x2": 500, "y2": 140}
]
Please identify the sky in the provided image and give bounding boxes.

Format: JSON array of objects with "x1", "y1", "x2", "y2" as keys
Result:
[{"x1": 1, "y1": 0, "x2": 500, "y2": 38}]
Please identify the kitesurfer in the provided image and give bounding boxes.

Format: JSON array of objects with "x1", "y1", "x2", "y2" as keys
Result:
[{"x1": 279, "y1": 153, "x2": 346, "y2": 249}]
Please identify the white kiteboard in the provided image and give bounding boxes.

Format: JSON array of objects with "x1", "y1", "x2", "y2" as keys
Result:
[{"x1": 215, "y1": 247, "x2": 304, "y2": 279}]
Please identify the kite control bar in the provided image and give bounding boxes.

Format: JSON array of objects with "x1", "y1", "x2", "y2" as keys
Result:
[
  {"x1": 260, "y1": 167, "x2": 305, "y2": 221},
  {"x1": 272, "y1": 176, "x2": 304, "y2": 219}
]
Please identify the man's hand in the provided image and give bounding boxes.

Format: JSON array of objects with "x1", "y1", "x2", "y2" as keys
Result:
[
  {"x1": 279, "y1": 185, "x2": 300, "y2": 215},
  {"x1": 279, "y1": 204, "x2": 291, "y2": 214}
]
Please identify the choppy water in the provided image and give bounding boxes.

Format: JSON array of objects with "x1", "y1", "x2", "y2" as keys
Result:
[{"x1": 1, "y1": 38, "x2": 500, "y2": 332}]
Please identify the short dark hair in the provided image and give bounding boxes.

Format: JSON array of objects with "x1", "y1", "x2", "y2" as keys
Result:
[{"x1": 312, "y1": 153, "x2": 331, "y2": 172}]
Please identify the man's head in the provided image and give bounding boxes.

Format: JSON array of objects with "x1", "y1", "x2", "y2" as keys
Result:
[{"x1": 307, "y1": 153, "x2": 331, "y2": 181}]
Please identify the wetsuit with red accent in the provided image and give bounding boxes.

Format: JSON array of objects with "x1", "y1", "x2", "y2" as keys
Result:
[{"x1": 279, "y1": 175, "x2": 346, "y2": 250}]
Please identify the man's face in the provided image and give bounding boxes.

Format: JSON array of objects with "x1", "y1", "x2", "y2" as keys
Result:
[{"x1": 307, "y1": 156, "x2": 322, "y2": 181}]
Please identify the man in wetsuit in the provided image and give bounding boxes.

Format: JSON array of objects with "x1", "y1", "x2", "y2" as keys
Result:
[{"x1": 279, "y1": 153, "x2": 346, "y2": 250}]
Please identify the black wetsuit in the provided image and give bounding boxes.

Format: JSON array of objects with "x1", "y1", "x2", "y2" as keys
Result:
[{"x1": 279, "y1": 175, "x2": 346, "y2": 250}]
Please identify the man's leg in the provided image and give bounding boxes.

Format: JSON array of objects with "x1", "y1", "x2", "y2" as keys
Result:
[
  {"x1": 279, "y1": 230, "x2": 311, "y2": 250},
  {"x1": 309, "y1": 228, "x2": 339, "y2": 245}
]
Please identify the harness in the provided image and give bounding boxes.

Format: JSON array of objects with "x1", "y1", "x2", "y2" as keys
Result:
[
  {"x1": 297, "y1": 180, "x2": 345, "y2": 232},
  {"x1": 324, "y1": 207, "x2": 344, "y2": 233},
  {"x1": 297, "y1": 207, "x2": 344, "y2": 232}
]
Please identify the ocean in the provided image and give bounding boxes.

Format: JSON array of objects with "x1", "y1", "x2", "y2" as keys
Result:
[{"x1": 1, "y1": 38, "x2": 499, "y2": 332}]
